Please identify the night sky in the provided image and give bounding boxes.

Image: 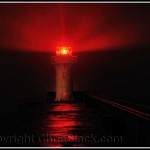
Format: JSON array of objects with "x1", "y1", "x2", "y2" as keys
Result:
[{"x1": 0, "y1": 3, "x2": 150, "y2": 104}]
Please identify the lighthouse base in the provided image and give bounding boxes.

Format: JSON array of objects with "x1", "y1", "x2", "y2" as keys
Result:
[
  {"x1": 55, "y1": 96, "x2": 74, "y2": 102},
  {"x1": 47, "y1": 91, "x2": 85, "y2": 103}
]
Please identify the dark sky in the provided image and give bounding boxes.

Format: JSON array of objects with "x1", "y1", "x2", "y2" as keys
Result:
[{"x1": 0, "y1": 3, "x2": 150, "y2": 103}]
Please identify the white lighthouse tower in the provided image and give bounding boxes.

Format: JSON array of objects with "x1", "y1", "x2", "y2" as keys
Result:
[{"x1": 51, "y1": 47, "x2": 77, "y2": 102}]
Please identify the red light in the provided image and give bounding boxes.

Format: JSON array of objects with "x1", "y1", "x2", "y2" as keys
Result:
[
  {"x1": 56, "y1": 47, "x2": 72, "y2": 56},
  {"x1": 61, "y1": 49, "x2": 68, "y2": 55}
]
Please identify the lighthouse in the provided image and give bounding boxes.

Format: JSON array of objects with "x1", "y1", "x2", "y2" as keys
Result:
[{"x1": 51, "y1": 47, "x2": 77, "y2": 102}]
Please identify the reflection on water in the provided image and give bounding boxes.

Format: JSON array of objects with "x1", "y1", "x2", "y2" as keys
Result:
[
  {"x1": 51, "y1": 104, "x2": 80, "y2": 112},
  {"x1": 0, "y1": 102, "x2": 126, "y2": 147},
  {"x1": 40, "y1": 103, "x2": 86, "y2": 147}
]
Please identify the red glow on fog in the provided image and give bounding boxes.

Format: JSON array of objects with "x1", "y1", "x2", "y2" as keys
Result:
[{"x1": 0, "y1": 4, "x2": 150, "y2": 52}]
